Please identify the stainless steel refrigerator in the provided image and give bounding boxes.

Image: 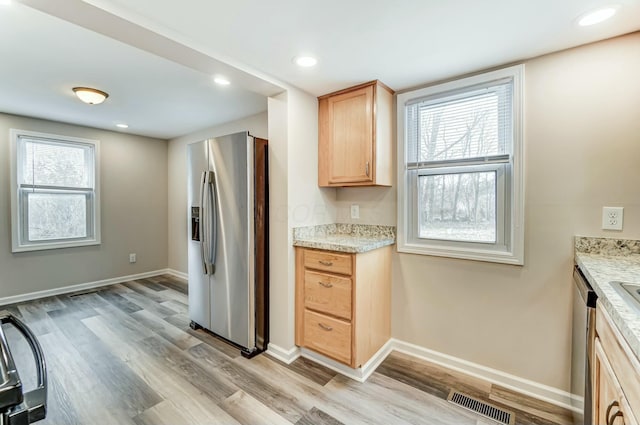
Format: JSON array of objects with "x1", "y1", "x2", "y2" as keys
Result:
[{"x1": 187, "y1": 131, "x2": 268, "y2": 358}]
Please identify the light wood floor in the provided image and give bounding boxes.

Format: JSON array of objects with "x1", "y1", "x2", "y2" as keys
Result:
[{"x1": 0, "y1": 275, "x2": 573, "y2": 425}]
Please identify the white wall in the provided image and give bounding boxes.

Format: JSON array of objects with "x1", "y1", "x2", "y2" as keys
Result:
[
  {"x1": 267, "y1": 88, "x2": 337, "y2": 351},
  {"x1": 332, "y1": 33, "x2": 640, "y2": 391},
  {"x1": 0, "y1": 113, "x2": 168, "y2": 298},
  {"x1": 167, "y1": 111, "x2": 268, "y2": 274}
]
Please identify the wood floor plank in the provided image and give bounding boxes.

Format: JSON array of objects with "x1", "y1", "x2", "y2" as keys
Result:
[
  {"x1": 57, "y1": 293, "x2": 101, "y2": 319},
  {"x1": 226, "y1": 352, "x2": 345, "y2": 423},
  {"x1": 46, "y1": 308, "x2": 163, "y2": 416},
  {"x1": 97, "y1": 289, "x2": 143, "y2": 314},
  {"x1": 41, "y1": 372, "x2": 85, "y2": 425},
  {"x1": 132, "y1": 278, "x2": 169, "y2": 292},
  {"x1": 122, "y1": 281, "x2": 170, "y2": 302},
  {"x1": 376, "y1": 351, "x2": 492, "y2": 400},
  {"x1": 219, "y1": 390, "x2": 292, "y2": 425},
  {"x1": 38, "y1": 331, "x2": 138, "y2": 425},
  {"x1": 155, "y1": 279, "x2": 189, "y2": 295},
  {"x1": 268, "y1": 355, "x2": 338, "y2": 386},
  {"x1": 132, "y1": 400, "x2": 192, "y2": 425},
  {"x1": 160, "y1": 299, "x2": 189, "y2": 315},
  {"x1": 138, "y1": 334, "x2": 239, "y2": 402},
  {"x1": 84, "y1": 315, "x2": 241, "y2": 425},
  {"x1": 119, "y1": 289, "x2": 178, "y2": 318},
  {"x1": 131, "y1": 309, "x2": 201, "y2": 350},
  {"x1": 91, "y1": 301, "x2": 152, "y2": 342},
  {"x1": 188, "y1": 342, "x2": 312, "y2": 422},
  {"x1": 29, "y1": 295, "x2": 67, "y2": 312},
  {"x1": 16, "y1": 302, "x2": 59, "y2": 336},
  {"x1": 165, "y1": 315, "x2": 240, "y2": 359},
  {"x1": 322, "y1": 373, "x2": 479, "y2": 425},
  {"x1": 489, "y1": 385, "x2": 573, "y2": 425},
  {"x1": 295, "y1": 407, "x2": 344, "y2": 425}
]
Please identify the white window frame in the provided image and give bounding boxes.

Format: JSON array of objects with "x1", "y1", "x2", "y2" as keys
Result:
[
  {"x1": 397, "y1": 65, "x2": 524, "y2": 265},
  {"x1": 10, "y1": 129, "x2": 101, "y2": 252}
]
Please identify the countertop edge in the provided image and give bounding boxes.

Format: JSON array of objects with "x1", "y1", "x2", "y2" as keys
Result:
[
  {"x1": 575, "y1": 252, "x2": 640, "y2": 361},
  {"x1": 293, "y1": 238, "x2": 396, "y2": 253}
]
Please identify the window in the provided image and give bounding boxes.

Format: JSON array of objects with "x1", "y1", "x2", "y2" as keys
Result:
[
  {"x1": 10, "y1": 129, "x2": 100, "y2": 252},
  {"x1": 397, "y1": 65, "x2": 524, "y2": 265}
]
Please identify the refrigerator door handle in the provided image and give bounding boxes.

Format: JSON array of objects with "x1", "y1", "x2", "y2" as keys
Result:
[
  {"x1": 199, "y1": 171, "x2": 209, "y2": 274},
  {"x1": 207, "y1": 171, "x2": 218, "y2": 275}
]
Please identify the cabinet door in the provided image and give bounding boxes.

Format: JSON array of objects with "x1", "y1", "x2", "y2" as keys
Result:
[
  {"x1": 595, "y1": 338, "x2": 636, "y2": 425},
  {"x1": 326, "y1": 85, "x2": 374, "y2": 184}
]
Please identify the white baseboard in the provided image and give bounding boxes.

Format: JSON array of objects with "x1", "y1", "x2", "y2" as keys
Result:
[
  {"x1": 166, "y1": 269, "x2": 188, "y2": 280},
  {"x1": 265, "y1": 343, "x2": 301, "y2": 364},
  {"x1": 300, "y1": 339, "x2": 395, "y2": 383},
  {"x1": 391, "y1": 339, "x2": 579, "y2": 413},
  {"x1": 0, "y1": 269, "x2": 170, "y2": 306}
]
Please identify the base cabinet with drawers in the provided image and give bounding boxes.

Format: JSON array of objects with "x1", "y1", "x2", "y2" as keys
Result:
[
  {"x1": 593, "y1": 302, "x2": 640, "y2": 425},
  {"x1": 294, "y1": 246, "x2": 391, "y2": 368}
]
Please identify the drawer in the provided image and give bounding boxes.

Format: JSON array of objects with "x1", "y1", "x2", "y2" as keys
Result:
[
  {"x1": 303, "y1": 310, "x2": 351, "y2": 365},
  {"x1": 304, "y1": 271, "x2": 352, "y2": 320},
  {"x1": 304, "y1": 249, "x2": 352, "y2": 275}
]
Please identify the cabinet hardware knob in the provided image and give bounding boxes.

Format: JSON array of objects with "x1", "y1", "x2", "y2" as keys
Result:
[
  {"x1": 319, "y1": 260, "x2": 333, "y2": 266},
  {"x1": 606, "y1": 401, "x2": 619, "y2": 424},
  {"x1": 318, "y1": 281, "x2": 333, "y2": 288},
  {"x1": 318, "y1": 323, "x2": 333, "y2": 331},
  {"x1": 608, "y1": 410, "x2": 623, "y2": 425}
]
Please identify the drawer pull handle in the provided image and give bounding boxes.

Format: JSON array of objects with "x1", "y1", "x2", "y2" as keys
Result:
[
  {"x1": 319, "y1": 260, "x2": 333, "y2": 266},
  {"x1": 606, "y1": 401, "x2": 619, "y2": 425},
  {"x1": 318, "y1": 281, "x2": 333, "y2": 288},
  {"x1": 608, "y1": 410, "x2": 623, "y2": 425},
  {"x1": 318, "y1": 323, "x2": 333, "y2": 331}
]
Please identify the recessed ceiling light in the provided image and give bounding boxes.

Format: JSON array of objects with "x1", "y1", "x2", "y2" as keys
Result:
[
  {"x1": 293, "y1": 56, "x2": 318, "y2": 68},
  {"x1": 72, "y1": 87, "x2": 109, "y2": 105},
  {"x1": 578, "y1": 6, "x2": 618, "y2": 26},
  {"x1": 214, "y1": 77, "x2": 230, "y2": 86},
  {"x1": 116, "y1": 123, "x2": 129, "y2": 129}
]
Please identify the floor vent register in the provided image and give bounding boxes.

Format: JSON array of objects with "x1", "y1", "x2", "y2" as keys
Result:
[{"x1": 447, "y1": 390, "x2": 515, "y2": 425}]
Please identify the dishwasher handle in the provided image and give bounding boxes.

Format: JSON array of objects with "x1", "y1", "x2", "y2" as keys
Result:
[{"x1": 1, "y1": 314, "x2": 47, "y2": 424}]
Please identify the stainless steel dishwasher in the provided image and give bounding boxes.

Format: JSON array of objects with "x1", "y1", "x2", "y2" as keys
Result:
[{"x1": 571, "y1": 265, "x2": 597, "y2": 425}]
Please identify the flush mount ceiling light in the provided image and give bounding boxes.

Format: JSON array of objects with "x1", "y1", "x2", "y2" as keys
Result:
[
  {"x1": 293, "y1": 55, "x2": 318, "y2": 67},
  {"x1": 213, "y1": 77, "x2": 230, "y2": 86},
  {"x1": 72, "y1": 87, "x2": 109, "y2": 105},
  {"x1": 116, "y1": 123, "x2": 129, "y2": 129},
  {"x1": 578, "y1": 6, "x2": 618, "y2": 26}
]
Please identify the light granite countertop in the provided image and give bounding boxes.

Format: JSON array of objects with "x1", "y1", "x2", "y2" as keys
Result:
[
  {"x1": 575, "y1": 236, "x2": 640, "y2": 361},
  {"x1": 293, "y1": 223, "x2": 396, "y2": 253}
]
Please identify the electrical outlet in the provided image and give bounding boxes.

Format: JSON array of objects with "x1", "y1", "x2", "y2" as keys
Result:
[
  {"x1": 602, "y1": 207, "x2": 623, "y2": 231},
  {"x1": 129, "y1": 253, "x2": 137, "y2": 263},
  {"x1": 350, "y1": 204, "x2": 360, "y2": 219}
]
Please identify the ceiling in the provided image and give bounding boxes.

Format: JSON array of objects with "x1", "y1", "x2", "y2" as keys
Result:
[
  {"x1": 0, "y1": 2, "x2": 279, "y2": 139},
  {"x1": 2, "y1": 0, "x2": 640, "y2": 139}
]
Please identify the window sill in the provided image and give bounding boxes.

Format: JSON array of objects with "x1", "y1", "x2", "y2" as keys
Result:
[
  {"x1": 397, "y1": 241, "x2": 523, "y2": 266},
  {"x1": 12, "y1": 239, "x2": 101, "y2": 253}
]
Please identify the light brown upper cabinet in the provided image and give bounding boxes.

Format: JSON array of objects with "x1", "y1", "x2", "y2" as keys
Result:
[{"x1": 318, "y1": 80, "x2": 394, "y2": 187}]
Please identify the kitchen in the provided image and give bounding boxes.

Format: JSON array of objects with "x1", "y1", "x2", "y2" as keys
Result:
[{"x1": 0, "y1": 1, "x2": 639, "y2": 424}]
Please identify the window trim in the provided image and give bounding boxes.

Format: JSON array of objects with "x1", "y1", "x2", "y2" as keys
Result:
[
  {"x1": 396, "y1": 65, "x2": 525, "y2": 265},
  {"x1": 10, "y1": 129, "x2": 101, "y2": 252}
]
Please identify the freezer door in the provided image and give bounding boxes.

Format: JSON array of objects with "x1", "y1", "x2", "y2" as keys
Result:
[
  {"x1": 187, "y1": 140, "x2": 211, "y2": 329},
  {"x1": 207, "y1": 132, "x2": 255, "y2": 349}
]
